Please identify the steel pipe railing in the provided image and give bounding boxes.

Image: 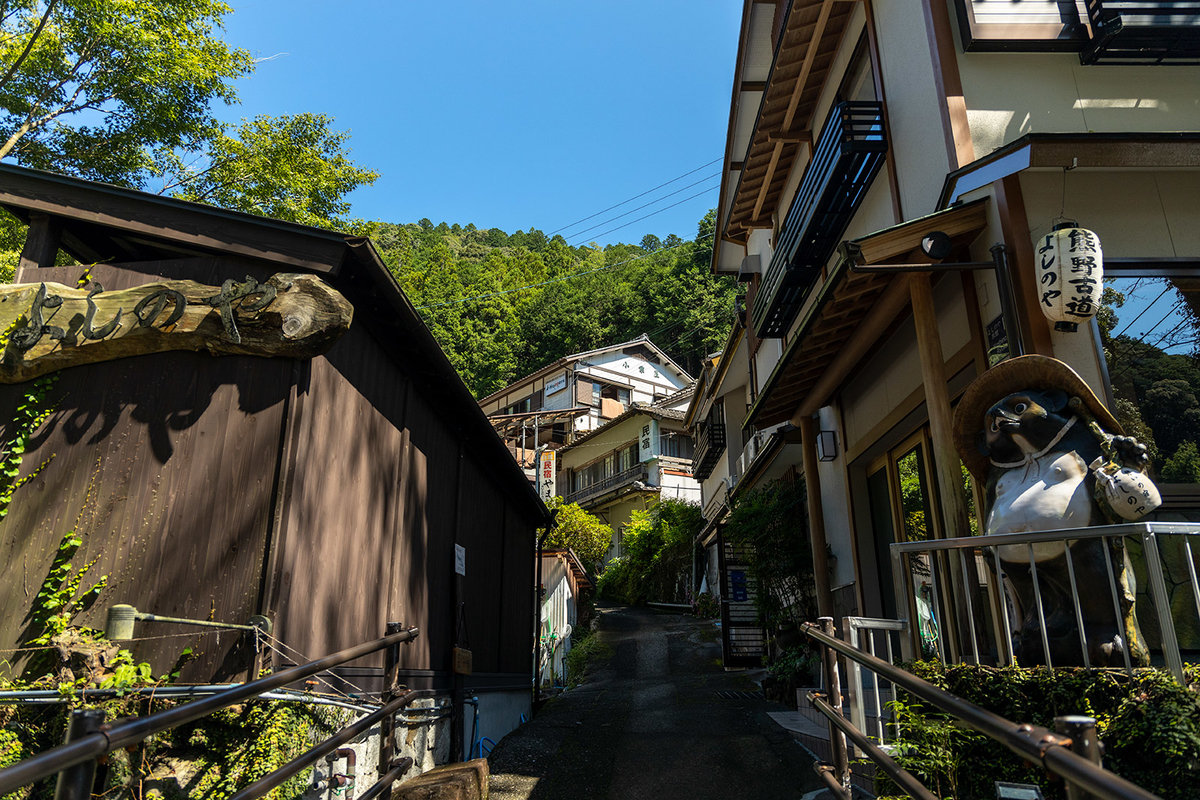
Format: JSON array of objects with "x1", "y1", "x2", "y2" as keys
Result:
[
  {"x1": 802, "y1": 620, "x2": 1161, "y2": 800},
  {"x1": 229, "y1": 689, "x2": 430, "y2": 800},
  {"x1": 807, "y1": 691, "x2": 938, "y2": 800},
  {"x1": 0, "y1": 625, "x2": 420, "y2": 796}
]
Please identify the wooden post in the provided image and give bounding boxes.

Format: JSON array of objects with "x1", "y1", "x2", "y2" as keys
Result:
[
  {"x1": 17, "y1": 212, "x2": 61, "y2": 278},
  {"x1": 910, "y1": 273, "x2": 976, "y2": 661},
  {"x1": 800, "y1": 414, "x2": 834, "y2": 618}
]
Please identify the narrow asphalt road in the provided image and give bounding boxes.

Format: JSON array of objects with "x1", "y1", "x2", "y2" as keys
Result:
[{"x1": 487, "y1": 604, "x2": 825, "y2": 800}]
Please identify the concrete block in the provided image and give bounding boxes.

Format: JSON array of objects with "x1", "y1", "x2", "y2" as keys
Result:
[{"x1": 393, "y1": 759, "x2": 488, "y2": 800}]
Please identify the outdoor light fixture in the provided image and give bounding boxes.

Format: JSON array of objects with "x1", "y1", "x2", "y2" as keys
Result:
[
  {"x1": 817, "y1": 430, "x2": 838, "y2": 462},
  {"x1": 1033, "y1": 221, "x2": 1103, "y2": 332},
  {"x1": 920, "y1": 231, "x2": 953, "y2": 260},
  {"x1": 104, "y1": 603, "x2": 271, "y2": 642}
]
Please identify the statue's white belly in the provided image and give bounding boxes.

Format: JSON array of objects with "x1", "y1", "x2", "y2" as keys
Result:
[{"x1": 987, "y1": 451, "x2": 1092, "y2": 562}]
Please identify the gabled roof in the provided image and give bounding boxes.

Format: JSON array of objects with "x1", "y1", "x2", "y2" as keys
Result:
[
  {"x1": 478, "y1": 333, "x2": 695, "y2": 405},
  {"x1": 0, "y1": 162, "x2": 550, "y2": 524},
  {"x1": 557, "y1": 402, "x2": 688, "y2": 456}
]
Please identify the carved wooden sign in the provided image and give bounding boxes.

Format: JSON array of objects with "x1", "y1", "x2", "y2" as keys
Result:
[{"x1": 0, "y1": 273, "x2": 353, "y2": 383}]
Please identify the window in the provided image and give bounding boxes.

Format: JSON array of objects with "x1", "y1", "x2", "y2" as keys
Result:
[
  {"x1": 660, "y1": 433, "x2": 695, "y2": 460},
  {"x1": 618, "y1": 442, "x2": 638, "y2": 472},
  {"x1": 835, "y1": 33, "x2": 875, "y2": 104}
]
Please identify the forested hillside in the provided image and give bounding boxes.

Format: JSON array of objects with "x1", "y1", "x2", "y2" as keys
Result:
[{"x1": 374, "y1": 210, "x2": 739, "y2": 398}]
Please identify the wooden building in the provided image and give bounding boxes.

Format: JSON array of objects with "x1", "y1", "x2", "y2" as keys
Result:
[{"x1": 0, "y1": 164, "x2": 548, "y2": 741}]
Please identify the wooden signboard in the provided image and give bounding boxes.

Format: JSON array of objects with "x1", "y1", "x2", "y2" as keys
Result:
[{"x1": 0, "y1": 273, "x2": 353, "y2": 383}]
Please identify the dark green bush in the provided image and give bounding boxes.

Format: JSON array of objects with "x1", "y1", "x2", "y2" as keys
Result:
[
  {"x1": 882, "y1": 662, "x2": 1200, "y2": 799},
  {"x1": 595, "y1": 498, "x2": 702, "y2": 605}
]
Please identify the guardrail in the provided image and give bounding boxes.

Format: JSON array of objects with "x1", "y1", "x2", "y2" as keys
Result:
[
  {"x1": 890, "y1": 522, "x2": 1200, "y2": 682},
  {"x1": 0, "y1": 624, "x2": 422, "y2": 800},
  {"x1": 564, "y1": 463, "x2": 649, "y2": 505},
  {"x1": 802, "y1": 617, "x2": 1161, "y2": 800}
]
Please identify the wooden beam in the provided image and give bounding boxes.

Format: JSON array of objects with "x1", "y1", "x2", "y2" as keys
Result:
[
  {"x1": 0, "y1": 165, "x2": 347, "y2": 274},
  {"x1": 750, "y1": 0, "x2": 833, "y2": 226},
  {"x1": 996, "y1": 175, "x2": 1054, "y2": 355},
  {"x1": 800, "y1": 414, "x2": 834, "y2": 618},
  {"x1": 740, "y1": 80, "x2": 767, "y2": 92},
  {"x1": 910, "y1": 271, "x2": 977, "y2": 661},
  {"x1": 767, "y1": 129, "x2": 812, "y2": 144},
  {"x1": 17, "y1": 213, "x2": 61, "y2": 278},
  {"x1": 910, "y1": 273, "x2": 970, "y2": 539},
  {"x1": 791, "y1": 274, "x2": 914, "y2": 422},
  {"x1": 751, "y1": 142, "x2": 785, "y2": 223}
]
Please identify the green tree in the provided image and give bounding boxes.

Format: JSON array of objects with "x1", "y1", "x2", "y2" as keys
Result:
[
  {"x1": 0, "y1": 0, "x2": 254, "y2": 184},
  {"x1": 159, "y1": 113, "x2": 379, "y2": 231},
  {"x1": 544, "y1": 498, "x2": 611, "y2": 569}
]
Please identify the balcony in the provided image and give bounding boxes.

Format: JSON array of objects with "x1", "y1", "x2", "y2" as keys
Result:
[
  {"x1": 753, "y1": 101, "x2": 887, "y2": 339},
  {"x1": 693, "y1": 403, "x2": 727, "y2": 482},
  {"x1": 565, "y1": 463, "x2": 649, "y2": 507},
  {"x1": 1081, "y1": 0, "x2": 1200, "y2": 64}
]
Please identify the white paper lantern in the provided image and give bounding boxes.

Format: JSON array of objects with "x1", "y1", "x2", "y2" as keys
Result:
[{"x1": 1034, "y1": 223, "x2": 1103, "y2": 332}]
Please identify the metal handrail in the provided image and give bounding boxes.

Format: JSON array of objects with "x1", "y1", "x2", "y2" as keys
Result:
[
  {"x1": 0, "y1": 626, "x2": 420, "y2": 795},
  {"x1": 807, "y1": 691, "x2": 936, "y2": 800},
  {"x1": 802, "y1": 620, "x2": 1161, "y2": 800},
  {"x1": 229, "y1": 689, "x2": 429, "y2": 800}
]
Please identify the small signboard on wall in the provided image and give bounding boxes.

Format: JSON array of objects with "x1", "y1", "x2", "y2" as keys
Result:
[
  {"x1": 454, "y1": 544, "x2": 466, "y2": 576},
  {"x1": 986, "y1": 315, "x2": 1010, "y2": 367},
  {"x1": 544, "y1": 373, "x2": 567, "y2": 396},
  {"x1": 538, "y1": 449, "x2": 556, "y2": 503}
]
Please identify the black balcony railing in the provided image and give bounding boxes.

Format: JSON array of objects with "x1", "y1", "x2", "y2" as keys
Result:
[
  {"x1": 1081, "y1": 0, "x2": 1200, "y2": 64},
  {"x1": 693, "y1": 403, "x2": 726, "y2": 482},
  {"x1": 565, "y1": 463, "x2": 649, "y2": 506},
  {"x1": 753, "y1": 101, "x2": 887, "y2": 339}
]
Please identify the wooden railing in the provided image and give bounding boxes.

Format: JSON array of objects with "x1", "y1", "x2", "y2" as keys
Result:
[{"x1": 564, "y1": 463, "x2": 648, "y2": 506}]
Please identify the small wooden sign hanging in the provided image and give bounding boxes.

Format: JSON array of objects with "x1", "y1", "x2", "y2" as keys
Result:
[{"x1": 452, "y1": 646, "x2": 473, "y2": 675}]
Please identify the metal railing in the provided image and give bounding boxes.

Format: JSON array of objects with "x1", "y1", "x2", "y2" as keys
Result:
[
  {"x1": 802, "y1": 617, "x2": 1161, "y2": 800},
  {"x1": 843, "y1": 616, "x2": 906, "y2": 748},
  {"x1": 753, "y1": 100, "x2": 887, "y2": 338},
  {"x1": 564, "y1": 463, "x2": 649, "y2": 505},
  {"x1": 890, "y1": 522, "x2": 1200, "y2": 682},
  {"x1": 0, "y1": 625, "x2": 423, "y2": 800}
]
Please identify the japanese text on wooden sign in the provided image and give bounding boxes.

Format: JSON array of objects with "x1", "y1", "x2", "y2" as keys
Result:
[{"x1": 538, "y1": 449, "x2": 556, "y2": 503}]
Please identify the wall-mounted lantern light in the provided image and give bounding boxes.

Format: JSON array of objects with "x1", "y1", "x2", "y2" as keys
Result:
[
  {"x1": 1034, "y1": 222, "x2": 1103, "y2": 332},
  {"x1": 817, "y1": 430, "x2": 838, "y2": 462}
]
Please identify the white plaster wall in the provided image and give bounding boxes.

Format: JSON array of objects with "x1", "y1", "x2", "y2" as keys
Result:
[
  {"x1": 935, "y1": 268, "x2": 971, "y2": 359},
  {"x1": 815, "y1": 404, "x2": 856, "y2": 587},
  {"x1": 955, "y1": 52, "x2": 1200, "y2": 162},
  {"x1": 755, "y1": 338, "x2": 785, "y2": 395},
  {"x1": 871, "y1": 0, "x2": 956, "y2": 219},
  {"x1": 660, "y1": 469, "x2": 702, "y2": 505},
  {"x1": 1021, "y1": 169, "x2": 1200, "y2": 259},
  {"x1": 473, "y1": 690, "x2": 532, "y2": 759},
  {"x1": 843, "y1": 316, "x2": 924, "y2": 450}
]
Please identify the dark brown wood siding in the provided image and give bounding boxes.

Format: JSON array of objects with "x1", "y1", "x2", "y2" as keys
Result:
[
  {"x1": 0, "y1": 255, "x2": 541, "y2": 690},
  {"x1": 0, "y1": 260, "x2": 292, "y2": 681}
]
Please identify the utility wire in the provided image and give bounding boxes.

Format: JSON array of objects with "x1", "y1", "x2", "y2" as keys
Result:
[
  {"x1": 1113, "y1": 284, "x2": 1172, "y2": 339},
  {"x1": 571, "y1": 186, "x2": 719, "y2": 245},
  {"x1": 549, "y1": 157, "x2": 722, "y2": 236},
  {"x1": 415, "y1": 232, "x2": 714, "y2": 311},
  {"x1": 565, "y1": 173, "x2": 720, "y2": 244}
]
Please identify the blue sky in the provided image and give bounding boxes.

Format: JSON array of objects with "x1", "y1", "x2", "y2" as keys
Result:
[{"x1": 219, "y1": 1, "x2": 741, "y2": 246}]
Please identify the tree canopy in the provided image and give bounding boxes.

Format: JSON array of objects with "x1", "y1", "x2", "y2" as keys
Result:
[
  {"x1": 376, "y1": 209, "x2": 737, "y2": 398},
  {"x1": 0, "y1": 0, "x2": 377, "y2": 233}
]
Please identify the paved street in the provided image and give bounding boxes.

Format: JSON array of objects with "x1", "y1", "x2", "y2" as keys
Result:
[{"x1": 487, "y1": 605, "x2": 825, "y2": 800}]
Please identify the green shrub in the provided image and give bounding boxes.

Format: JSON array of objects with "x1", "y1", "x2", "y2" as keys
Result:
[
  {"x1": 882, "y1": 662, "x2": 1200, "y2": 799},
  {"x1": 595, "y1": 498, "x2": 702, "y2": 605},
  {"x1": 692, "y1": 591, "x2": 719, "y2": 618},
  {"x1": 564, "y1": 629, "x2": 612, "y2": 688}
]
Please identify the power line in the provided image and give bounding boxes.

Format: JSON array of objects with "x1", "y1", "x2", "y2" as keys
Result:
[
  {"x1": 415, "y1": 232, "x2": 714, "y2": 311},
  {"x1": 1114, "y1": 285, "x2": 1172, "y2": 339},
  {"x1": 549, "y1": 158, "x2": 722, "y2": 236},
  {"x1": 571, "y1": 186, "x2": 720, "y2": 245},
  {"x1": 565, "y1": 172, "x2": 720, "y2": 244}
]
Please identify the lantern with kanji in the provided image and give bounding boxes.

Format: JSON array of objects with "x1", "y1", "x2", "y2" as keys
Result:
[{"x1": 1034, "y1": 222, "x2": 1103, "y2": 332}]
